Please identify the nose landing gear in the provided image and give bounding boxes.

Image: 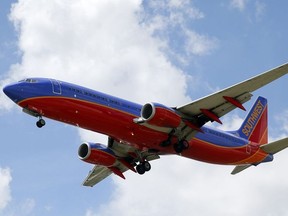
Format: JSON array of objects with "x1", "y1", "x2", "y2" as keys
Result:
[
  {"x1": 36, "y1": 118, "x2": 46, "y2": 128},
  {"x1": 22, "y1": 107, "x2": 46, "y2": 128}
]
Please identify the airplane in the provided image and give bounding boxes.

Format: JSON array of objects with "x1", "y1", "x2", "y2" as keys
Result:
[{"x1": 3, "y1": 62, "x2": 288, "y2": 187}]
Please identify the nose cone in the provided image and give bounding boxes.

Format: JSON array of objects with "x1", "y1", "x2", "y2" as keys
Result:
[{"x1": 3, "y1": 83, "x2": 22, "y2": 103}]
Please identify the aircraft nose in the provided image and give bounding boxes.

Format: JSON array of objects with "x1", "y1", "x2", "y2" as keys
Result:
[
  {"x1": 3, "y1": 84, "x2": 13, "y2": 97},
  {"x1": 3, "y1": 83, "x2": 22, "y2": 103}
]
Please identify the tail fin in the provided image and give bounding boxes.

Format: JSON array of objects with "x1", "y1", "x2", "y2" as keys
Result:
[{"x1": 236, "y1": 96, "x2": 268, "y2": 145}]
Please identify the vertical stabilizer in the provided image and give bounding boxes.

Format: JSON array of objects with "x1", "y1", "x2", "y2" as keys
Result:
[{"x1": 236, "y1": 96, "x2": 268, "y2": 145}]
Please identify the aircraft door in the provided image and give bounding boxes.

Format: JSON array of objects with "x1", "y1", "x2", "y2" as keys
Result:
[{"x1": 50, "y1": 79, "x2": 62, "y2": 95}]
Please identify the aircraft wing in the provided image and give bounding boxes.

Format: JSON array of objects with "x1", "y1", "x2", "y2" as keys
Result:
[
  {"x1": 82, "y1": 141, "x2": 132, "y2": 187},
  {"x1": 83, "y1": 154, "x2": 160, "y2": 187},
  {"x1": 82, "y1": 163, "x2": 130, "y2": 187},
  {"x1": 82, "y1": 165, "x2": 113, "y2": 187},
  {"x1": 177, "y1": 63, "x2": 288, "y2": 129}
]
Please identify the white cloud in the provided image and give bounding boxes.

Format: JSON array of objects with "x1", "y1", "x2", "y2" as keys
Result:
[
  {"x1": 270, "y1": 110, "x2": 288, "y2": 141},
  {"x1": 2, "y1": 198, "x2": 37, "y2": 216},
  {"x1": 230, "y1": 0, "x2": 248, "y2": 11},
  {"x1": 85, "y1": 154, "x2": 288, "y2": 216},
  {"x1": 141, "y1": 0, "x2": 216, "y2": 66},
  {"x1": 19, "y1": 198, "x2": 36, "y2": 216},
  {"x1": 229, "y1": 0, "x2": 266, "y2": 22},
  {"x1": 2, "y1": 0, "x2": 190, "y2": 108},
  {"x1": 255, "y1": 1, "x2": 266, "y2": 21},
  {"x1": 78, "y1": 128, "x2": 108, "y2": 144},
  {"x1": 0, "y1": 167, "x2": 12, "y2": 211},
  {"x1": 184, "y1": 30, "x2": 218, "y2": 57},
  {"x1": 215, "y1": 113, "x2": 244, "y2": 131}
]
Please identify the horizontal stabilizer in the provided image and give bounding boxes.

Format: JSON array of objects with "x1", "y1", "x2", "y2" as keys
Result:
[
  {"x1": 231, "y1": 164, "x2": 252, "y2": 175},
  {"x1": 260, "y1": 137, "x2": 288, "y2": 154},
  {"x1": 231, "y1": 137, "x2": 288, "y2": 175}
]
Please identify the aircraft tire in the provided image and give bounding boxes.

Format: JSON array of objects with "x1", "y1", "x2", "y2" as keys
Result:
[
  {"x1": 36, "y1": 119, "x2": 46, "y2": 128},
  {"x1": 174, "y1": 140, "x2": 189, "y2": 153},
  {"x1": 136, "y1": 164, "x2": 146, "y2": 175},
  {"x1": 143, "y1": 161, "x2": 151, "y2": 171}
]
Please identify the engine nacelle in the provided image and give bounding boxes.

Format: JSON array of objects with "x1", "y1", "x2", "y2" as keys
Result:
[
  {"x1": 78, "y1": 142, "x2": 116, "y2": 166},
  {"x1": 140, "y1": 102, "x2": 181, "y2": 128}
]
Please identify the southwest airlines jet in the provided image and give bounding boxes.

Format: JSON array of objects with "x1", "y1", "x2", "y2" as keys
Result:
[{"x1": 3, "y1": 63, "x2": 288, "y2": 187}]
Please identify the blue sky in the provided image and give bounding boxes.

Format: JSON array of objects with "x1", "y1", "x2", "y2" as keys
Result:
[{"x1": 0, "y1": 0, "x2": 288, "y2": 215}]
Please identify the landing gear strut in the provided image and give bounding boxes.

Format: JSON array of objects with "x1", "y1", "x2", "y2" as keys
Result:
[
  {"x1": 36, "y1": 118, "x2": 46, "y2": 128},
  {"x1": 136, "y1": 161, "x2": 151, "y2": 175},
  {"x1": 160, "y1": 129, "x2": 175, "y2": 147}
]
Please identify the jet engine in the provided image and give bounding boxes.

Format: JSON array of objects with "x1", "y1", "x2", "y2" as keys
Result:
[
  {"x1": 78, "y1": 142, "x2": 116, "y2": 167},
  {"x1": 140, "y1": 102, "x2": 182, "y2": 128}
]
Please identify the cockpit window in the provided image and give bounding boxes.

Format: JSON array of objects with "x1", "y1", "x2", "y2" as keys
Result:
[
  {"x1": 18, "y1": 78, "x2": 37, "y2": 83},
  {"x1": 25, "y1": 78, "x2": 37, "y2": 83}
]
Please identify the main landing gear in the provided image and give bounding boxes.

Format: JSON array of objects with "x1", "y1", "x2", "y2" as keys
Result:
[
  {"x1": 160, "y1": 129, "x2": 190, "y2": 154},
  {"x1": 136, "y1": 161, "x2": 151, "y2": 175},
  {"x1": 173, "y1": 140, "x2": 189, "y2": 154},
  {"x1": 36, "y1": 117, "x2": 46, "y2": 128}
]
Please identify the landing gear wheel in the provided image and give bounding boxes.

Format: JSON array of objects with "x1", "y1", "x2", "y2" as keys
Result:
[
  {"x1": 181, "y1": 140, "x2": 189, "y2": 149},
  {"x1": 136, "y1": 161, "x2": 151, "y2": 175},
  {"x1": 36, "y1": 118, "x2": 46, "y2": 128},
  {"x1": 136, "y1": 164, "x2": 146, "y2": 175},
  {"x1": 143, "y1": 161, "x2": 151, "y2": 172},
  {"x1": 174, "y1": 143, "x2": 183, "y2": 153},
  {"x1": 174, "y1": 140, "x2": 189, "y2": 153}
]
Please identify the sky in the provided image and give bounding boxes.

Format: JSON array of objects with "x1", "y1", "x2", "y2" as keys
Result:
[{"x1": 0, "y1": 0, "x2": 288, "y2": 215}]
